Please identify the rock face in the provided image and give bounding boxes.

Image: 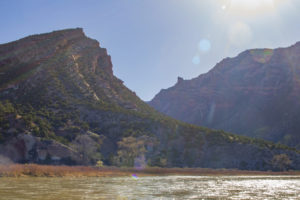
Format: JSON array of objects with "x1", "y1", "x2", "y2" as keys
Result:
[
  {"x1": 150, "y1": 43, "x2": 300, "y2": 149},
  {"x1": 1, "y1": 28, "x2": 300, "y2": 170},
  {"x1": 0, "y1": 28, "x2": 137, "y2": 109},
  {"x1": 0, "y1": 134, "x2": 80, "y2": 164}
]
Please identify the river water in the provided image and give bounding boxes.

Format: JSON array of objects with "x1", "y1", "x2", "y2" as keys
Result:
[{"x1": 0, "y1": 176, "x2": 299, "y2": 199}]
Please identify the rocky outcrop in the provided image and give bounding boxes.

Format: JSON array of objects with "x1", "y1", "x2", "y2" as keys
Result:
[
  {"x1": 150, "y1": 42, "x2": 300, "y2": 149},
  {"x1": 1, "y1": 28, "x2": 300, "y2": 170},
  {"x1": 0, "y1": 134, "x2": 81, "y2": 164}
]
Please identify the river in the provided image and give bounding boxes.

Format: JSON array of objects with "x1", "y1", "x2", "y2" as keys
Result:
[{"x1": 0, "y1": 176, "x2": 300, "y2": 199}]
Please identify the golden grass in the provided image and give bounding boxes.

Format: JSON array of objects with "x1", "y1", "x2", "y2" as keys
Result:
[{"x1": 0, "y1": 164, "x2": 299, "y2": 177}]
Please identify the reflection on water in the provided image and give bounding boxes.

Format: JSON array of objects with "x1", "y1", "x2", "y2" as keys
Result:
[{"x1": 0, "y1": 176, "x2": 300, "y2": 200}]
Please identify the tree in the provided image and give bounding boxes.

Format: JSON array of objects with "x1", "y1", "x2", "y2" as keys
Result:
[
  {"x1": 114, "y1": 136, "x2": 147, "y2": 167},
  {"x1": 95, "y1": 160, "x2": 104, "y2": 167},
  {"x1": 271, "y1": 154, "x2": 292, "y2": 171}
]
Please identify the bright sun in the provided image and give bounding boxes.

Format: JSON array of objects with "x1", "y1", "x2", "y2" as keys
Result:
[{"x1": 229, "y1": 0, "x2": 275, "y2": 13}]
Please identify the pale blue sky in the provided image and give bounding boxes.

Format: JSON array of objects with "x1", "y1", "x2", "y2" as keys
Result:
[{"x1": 1, "y1": 0, "x2": 300, "y2": 100}]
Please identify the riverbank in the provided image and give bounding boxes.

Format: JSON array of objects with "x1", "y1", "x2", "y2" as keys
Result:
[{"x1": 0, "y1": 164, "x2": 300, "y2": 177}]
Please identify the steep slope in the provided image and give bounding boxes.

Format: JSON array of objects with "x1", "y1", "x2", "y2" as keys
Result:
[
  {"x1": 150, "y1": 43, "x2": 300, "y2": 149},
  {"x1": 0, "y1": 29, "x2": 300, "y2": 170}
]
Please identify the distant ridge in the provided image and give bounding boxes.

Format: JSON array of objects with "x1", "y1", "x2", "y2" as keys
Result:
[{"x1": 150, "y1": 41, "x2": 300, "y2": 149}]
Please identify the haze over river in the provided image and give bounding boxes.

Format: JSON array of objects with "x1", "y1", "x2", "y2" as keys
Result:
[{"x1": 0, "y1": 176, "x2": 300, "y2": 199}]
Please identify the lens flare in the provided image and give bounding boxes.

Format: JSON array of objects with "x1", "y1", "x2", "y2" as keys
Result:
[
  {"x1": 250, "y1": 49, "x2": 274, "y2": 63},
  {"x1": 192, "y1": 55, "x2": 201, "y2": 65},
  {"x1": 131, "y1": 174, "x2": 138, "y2": 179},
  {"x1": 198, "y1": 39, "x2": 211, "y2": 53}
]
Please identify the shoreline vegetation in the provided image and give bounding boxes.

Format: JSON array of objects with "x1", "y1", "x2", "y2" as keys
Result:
[{"x1": 0, "y1": 164, "x2": 300, "y2": 177}]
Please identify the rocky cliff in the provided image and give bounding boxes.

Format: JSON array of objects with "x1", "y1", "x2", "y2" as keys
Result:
[
  {"x1": 1, "y1": 28, "x2": 300, "y2": 170},
  {"x1": 150, "y1": 42, "x2": 300, "y2": 149}
]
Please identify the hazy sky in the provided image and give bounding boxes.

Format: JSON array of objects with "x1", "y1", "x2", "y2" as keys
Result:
[{"x1": 1, "y1": 0, "x2": 300, "y2": 100}]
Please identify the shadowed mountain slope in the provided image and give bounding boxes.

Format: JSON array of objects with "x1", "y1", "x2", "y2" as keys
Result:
[{"x1": 150, "y1": 42, "x2": 300, "y2": 149}]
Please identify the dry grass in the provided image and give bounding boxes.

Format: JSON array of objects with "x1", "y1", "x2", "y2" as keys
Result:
[
  {"x1": 0, "y1": 164, "x2": 299, "y2": 177},
  {"x1": 0, "y1": 164, "x2": 128, "y2": 177}
]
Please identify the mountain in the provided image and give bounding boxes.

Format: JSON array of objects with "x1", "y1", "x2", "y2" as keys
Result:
[
  {"x1": 0, "y1": 28, "x2": 300, "y2": 170},
  {"x1": 150, "y1": 42, "x2": 300, "y2": 149}
]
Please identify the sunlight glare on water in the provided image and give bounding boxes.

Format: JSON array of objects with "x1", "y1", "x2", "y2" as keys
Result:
[{"x1": 0, "y1": 176, "x2": 299, "y2": 200}]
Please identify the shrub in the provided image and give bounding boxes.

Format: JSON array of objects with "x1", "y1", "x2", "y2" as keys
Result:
[{"x1": 96, "y1": 160, "x2": 104, "y2": 167}]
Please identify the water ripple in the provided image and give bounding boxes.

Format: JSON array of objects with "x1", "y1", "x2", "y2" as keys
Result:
[{"x1": 0, "y1": 176, "x2": 299, "y2": 199}]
